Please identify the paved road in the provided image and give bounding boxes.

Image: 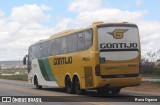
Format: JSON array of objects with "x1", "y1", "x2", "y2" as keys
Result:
[
  {"x1": 0, "y1": 79, "x2": 159, "y2": 105},
  {"x1": 142, "y1": 78, "x2": 160, "y2": 82}
]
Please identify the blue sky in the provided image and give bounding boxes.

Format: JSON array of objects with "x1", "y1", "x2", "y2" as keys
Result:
[
  {"x1": 0, "y1": 0, "x2": 160, "y2": 61},
  {"x1": 0, "y1": 0, "x2": 159, "y2": 20}
]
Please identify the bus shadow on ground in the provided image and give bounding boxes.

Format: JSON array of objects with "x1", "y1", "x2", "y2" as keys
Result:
[
  {"x1": 32, "y1": 87, "x2": 131, "y2": 97},
  {"x1": 31, "y1": 87, "x2": 134, "y2": 102}
]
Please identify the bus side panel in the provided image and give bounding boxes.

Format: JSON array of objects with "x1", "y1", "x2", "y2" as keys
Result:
[
  {"x1": 48, "y1": 50, "x2": 95, "y2": 89},
  {"x1": 48, "y1": 28, "x2": 97, "y2": 89}
]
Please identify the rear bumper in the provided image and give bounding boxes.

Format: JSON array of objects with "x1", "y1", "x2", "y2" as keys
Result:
[
  {"x1": 94, "y1": 74, "x2": 142, "y2": 88},
  {"x1": 101, "y1": 74, "x2": 139, "y2": 78}
]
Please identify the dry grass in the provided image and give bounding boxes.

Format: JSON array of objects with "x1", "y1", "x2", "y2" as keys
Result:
[
  {"x1": 0, "y1": 74, "x2": 27, "y2": 81},
  {"x1": 0, "y1": 68, "x2": 27, "y2": 81}
]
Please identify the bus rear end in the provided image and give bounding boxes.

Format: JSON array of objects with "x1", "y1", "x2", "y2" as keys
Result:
[{"x1": 95, "y1": 23, "x2": 141, "y2": 94}]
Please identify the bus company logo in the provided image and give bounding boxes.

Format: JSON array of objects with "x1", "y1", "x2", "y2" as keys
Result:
[{"x1": 108, "y1": 29, "x2": 128, "y2": 39}]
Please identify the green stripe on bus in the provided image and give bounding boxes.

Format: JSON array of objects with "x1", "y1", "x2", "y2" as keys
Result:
[
  {"x1": 38, "y1": 59, "x2": 55, "y2": 81},
  {"x1": 38, "y1": 59, "x2": 50, "y2": 81},
  {"x1": 43, "y1": 58, "x2": 55, "y2": 81}
]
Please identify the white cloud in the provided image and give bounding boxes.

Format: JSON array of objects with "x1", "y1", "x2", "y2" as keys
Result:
[
  {"x1": 0, "y1": 4, "x2": 54, "y2": 60},
  {"x1": 0, "y1": 9, "x2": 4, "y2": 16},
  {"x1": 68, "y1": 0, "x2": 103, "y2": 12},
  {"x1": 76, "y1": 8, "x2": 146, "y2": 25},
  {"x1": 0, "y1": 31, "x2": 9, "y2": 41},
  {"x1": 40, "y1": 4, "x2": 52, "y2": 11},
  {"x1": 54, "y1": 18, "x2": 72, "y2": 31},
  {"x1": 10, "y1": 4, "x2": 51, "y2": 24},
  {"x1": 138, "y1": 21, "x2": 160, "y2": 53},
  {"x1": 0, "y1": 4, "x2": 71, "y2": 61}
]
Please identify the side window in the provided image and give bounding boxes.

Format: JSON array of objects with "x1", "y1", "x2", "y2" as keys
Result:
[
  {"x1": 85, "y1": 29, "x2": 93, "y2": 49},
  {"x1": 33, "y1": 45, "x2": 38, "y2": 59},
  {"x1": 28, "y1": 47, "x2": 33, "y2": 72},
  {"x1": 51, "y1": 39, "x2": 60, "y2": 55},
  {"x1": 59, "y1": 36, "x2": 68, "y2": 54},
  {"x1": 28, "y1": 47, "x2": 33, "y2": 60},
  {"x1": 67, "y1": 34, "x2": 78, "y2": 53},
  {"x1": 43, "y1": 41, "x2": 51, "y2": 57},
  {"x1": 78, "y1": 32, "x2": 85, "y2": 51},
  {"x1": 47, "y1": 41, "x2": 52, "y2": 56},
  {"x1": 39, "y1": 42, "x2": 45, "y2": 58}
]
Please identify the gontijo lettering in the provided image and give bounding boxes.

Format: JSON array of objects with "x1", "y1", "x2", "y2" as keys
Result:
[
  {"x1": 54, "y1": 56, "x2": 72, "y2": 65},
  {"x1": 100, "y1": 43, "x2": 138, "y2": 49}
]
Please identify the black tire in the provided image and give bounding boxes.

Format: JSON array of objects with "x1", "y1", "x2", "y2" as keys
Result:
[
  {"x1": 65, "y1": 76, "x2": 74, "y2": 94},
  {"x1": 34, "y1": 77, "x2": 42, "y2": 89},
  {"x1": 74, "y1": 77, "x2": 85, "y2": 95},
  {"x1": 97, "y1": 87, "x2": 110, "y2": 96},
  {"x1": 111, "y1": 88, "x2": 121, "y2": 95}
]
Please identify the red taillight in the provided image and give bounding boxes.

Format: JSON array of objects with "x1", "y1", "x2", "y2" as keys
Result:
[{"x1": 95, "y1": 64, "x2": 101, "y2": 76}]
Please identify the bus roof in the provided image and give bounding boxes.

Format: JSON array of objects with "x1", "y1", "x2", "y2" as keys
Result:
[
  {"x1": 31, "y1": 22, "x2": 136, "y2": 46},
  {"x1": 48, "y1": 22, "x2": 137, "y2": 40},
  {"x1": 48, "y1": 26, "x2": 92, "y2": 40},
  {"x1": 47, "y1": 22, "x2": 106, "y2": 40}
]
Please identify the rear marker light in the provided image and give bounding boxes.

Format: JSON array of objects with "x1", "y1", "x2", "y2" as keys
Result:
[{"x1": 95, "y1": 64, "x2": 101, "y2": 76}]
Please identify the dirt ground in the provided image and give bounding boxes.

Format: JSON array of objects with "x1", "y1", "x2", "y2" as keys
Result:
[{"x1": 123, "y1": 82, "x2": 160, "y2": 93}]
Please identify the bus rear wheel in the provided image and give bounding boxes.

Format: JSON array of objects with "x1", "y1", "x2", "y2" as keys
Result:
[
  {"x1": 111, "y1": 88, "x2": 121, "y2": 95},
  {"x1": 74, "y1": 77, "x2": 85, "y2": 95},
  {"x1": 97, "y1": 87, "x2": 110, "y2": 96},
  {"x1": 65, "y1": 76, "x2": 74, "y2": 94}
]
